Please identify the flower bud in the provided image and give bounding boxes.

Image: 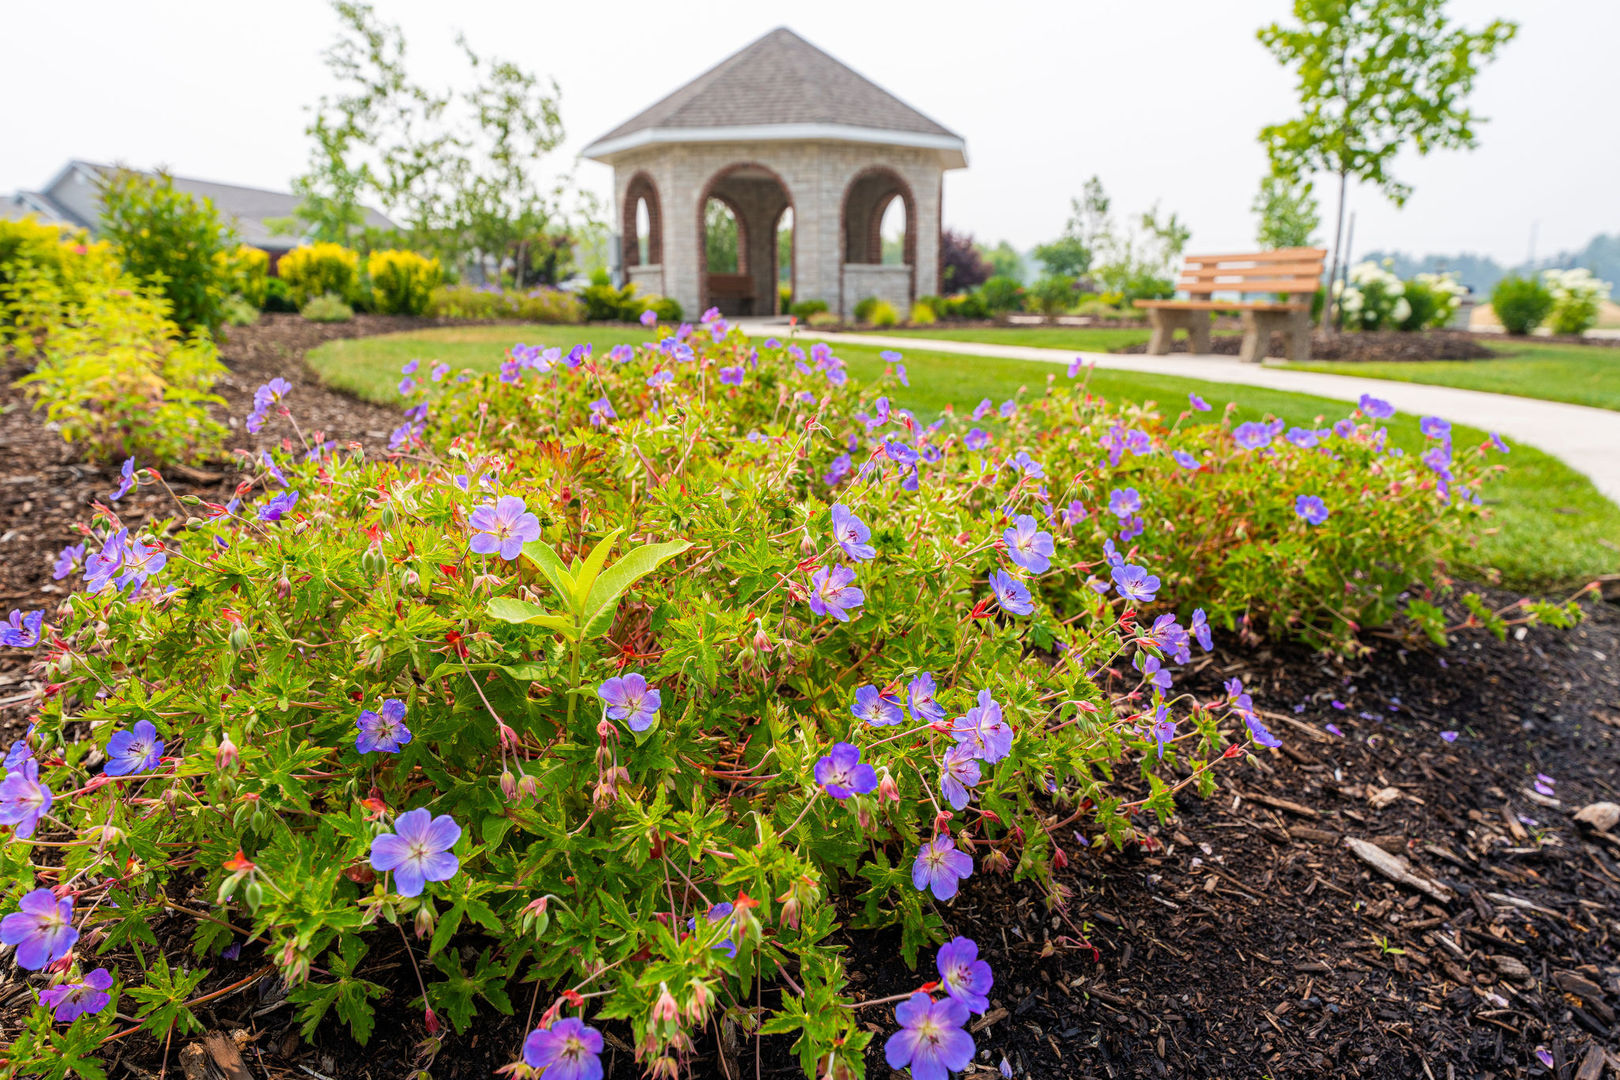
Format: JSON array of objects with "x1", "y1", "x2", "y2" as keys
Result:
[
  {"x1": 217, "y1": 733, "x2": 239, "y2": 771},
  {"x1": 933, "y1": 810, "x2": 954, "y2": 835},
  {"x1": 779, "y1": 893, "x2": 801, "y2": 931},
  {"x1": 361, "y1": 548, "x2": 387, "y2": 577},
  {"x1": 500, "y1": 770, "x2": 518, "y2": 801},
  {"x1": 597, "y1": 718, "x2": 617, "y2": 742},
  {"x1": 276, "y1": 571, "x2": 292, "y2": 599},
  {"x1": 593, "y1": 781, "x2": 617, "y2": 809},
  {"x1": 983, "y1": 848, "x2": 1012, "y2": 874},
  {"x1": 752, "y1": 626, "x2": 772, "y2": 654},
  {"x1": 877, "y1": 772, "x2": 900, "y2": 804},
  {"x1": 415, "y1": 903, "x2": 436, "y2": 939},
  {"x1": 402, "y1": 569, "x2": 420, "y2": 589},
  {"x1": 1052, "y1": 845, "x2": 1069, "y2": 870},
  {"x1": 424, "y1": 1006, "x2": 440, "y2": 1035},
  {"x1": 228, "y1": 625, "x2": 252, "y2": 653},
  {"x1": 685, "y1": 978, "x2": 713, "y2": 1024},
  {"x1": 651, "y1": 982, "x2": 679, "y2": 1026},
  {"x1": 518, "y1": 773, "x2": 540, "y2": 800}
]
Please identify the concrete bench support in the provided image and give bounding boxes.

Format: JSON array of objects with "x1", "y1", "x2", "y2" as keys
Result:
[
  {"x1": 1239, "y1": 308, "x2": 1312, "y2": 364},
  {"x1": 1145, "y1": 308, "x2": 1211, "y2": 355}
]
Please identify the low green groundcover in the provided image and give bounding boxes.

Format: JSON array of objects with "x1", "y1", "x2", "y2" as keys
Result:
[{"x1": 0, "y1": 317, "x2": 1577, "y2": 1077}]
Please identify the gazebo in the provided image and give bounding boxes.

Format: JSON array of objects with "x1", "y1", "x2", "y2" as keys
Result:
[{"x1": 581, "y1": 28, "x2": 966, "y2": 320}]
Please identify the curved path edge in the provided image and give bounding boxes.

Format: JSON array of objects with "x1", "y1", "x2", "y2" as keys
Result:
[{"x1": 822, "y1": 331, "x2": 1620, "y2": 506}]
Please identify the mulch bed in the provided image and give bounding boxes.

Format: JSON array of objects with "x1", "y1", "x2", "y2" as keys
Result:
[
  {"x1": 2, "y1": 317, "x2": 1618, "y2": 1078},
  {"x1": 1119, "y1": 330, "x2": 1497, "y2": 363}
]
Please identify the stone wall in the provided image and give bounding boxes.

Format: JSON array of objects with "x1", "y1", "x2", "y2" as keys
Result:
[
  {"x1": 610, "y1": 142, "x2": 944, "y2": 319},
  {"x1": 842, "y1": 264, "x2": 913, "y2": 318}
]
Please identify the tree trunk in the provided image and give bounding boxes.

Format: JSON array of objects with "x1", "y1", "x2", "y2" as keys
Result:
[{"x1": 1325, "y1": 169, "x2": 1349, "y2": 334}]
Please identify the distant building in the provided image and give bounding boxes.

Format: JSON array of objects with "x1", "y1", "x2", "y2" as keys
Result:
[
  {"x1": 582, "y1": 27, "x2": 967, "y2": 319},
  {"x1": 3, "y1": 161, "x2": 396, "y2": 266}
]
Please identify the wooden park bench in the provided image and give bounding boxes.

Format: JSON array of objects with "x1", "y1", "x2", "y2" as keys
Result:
[{"x1": 1137, "y1": 247, "x2": 1326, "y2": 363}]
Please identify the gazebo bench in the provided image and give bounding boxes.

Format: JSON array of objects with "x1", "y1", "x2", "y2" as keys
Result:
[{"x1": 1136, "y1": 247, "x2": 1326, "y2": 363}]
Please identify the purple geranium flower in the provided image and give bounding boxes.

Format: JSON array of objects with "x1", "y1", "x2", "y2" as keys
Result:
[
  {"x1": 109, "y1": 457, "x2": 136, "y2": 502},
  {"x1": 1285, "y1": 426, "x2": 1318, "y2": 449},
  {"x1": 39, "y1": 967, "x2": 115, "y2": 1023},
  {"x1": 808, "y1": 565, "x2": 864, "y2": 622},
  {"x1": 823, "y1": 453, "x2": 852, "y2": 486},
  {"x1": 1232, "y1": 421, "x2": 1273, "y2": 450},
  {"x1": 431, "y1": 361, "x2": 450, "y2": 381},
  {"x1": 936, "y1": 937, "x2": 993, "y2": 1014},
  {"x1": 1010, "y1": 451, "x2": 1044, "y2": 478},
  {"x1": 523, "y1": 1017, "x2": 604, "y2": 1080},
  {"x1": 964, "y1": 429, "x2": 990, "y2": 452},
  {"x1": 1358, "y1": 394, "x2": 1395, "y2": 420},
  {"x1": 369, "y1": 807, "x2": 461, "y2": 897},
  {"x1": 831, "y1": 503, "x2": 876, "y2": 562},
  {"x1": 104, "y1": 719, "x2": 163, "y2": 776},
  {"x1": 815, "y1": 742, "x2": 878, "y2": 799},
  {"x1": 853, "y1": 684, "x2": 904, "y2": 727},
  {"x1": 1139, "y1": 653, "x2": 1172, "y2": 692},
  {"x1": 1004, "y1": 515, "x2": 1054, "y2": 574},
  {"x1": 469, "y1": 495, "x2": 540, "y2": 560},
  {"x1": 885, "y1": 993, "x2": 974, "y2": 1080},
  {"x1": 256, "y1": 490, "x2": 299, "y2": 523},
  {"x1": 953, "y1": 689, "x2": 1012, "y2": 763},
  {"x1": 1067, "y1": 356, "x2": 1086, "y2": 377},
  {"x1": 51, "y1": 543, "x2": 85, "y2": 582},
  {"x1": 1172, "y1": 450, "x2": 1201, "y2": 470},
  {"x1": 1294, "y1": 495, "x2": 1329, "y2": 525},
  {"x1": 1188, "y1": 393, "x2": 1211, "y2": 412},
  {"x1": 1489, "y1": 432, "x2": 1510, "y2": 453},
  {"x1": 1151, "y1": 705, "x2": 1177, "y2": 759},
  {"x1": 1108, "y1": 487, "x2": 1141, "y2": 519},
  {"x1": 356, "y1": 699, "x2": 411, "y2": 754},
  {"x1": 588, "y1": 397, "x2": 616, "y2": 426},
  {"x1": 1440, "y1": 730, "x2": 1459, "y2": 743},
  {"x1": 0, "y1": 758, "x2": 52, "y2": 839},
  {"x1": 912, "y1": 836, "x2": 973, "y2": 900},
  {"x1": 640, "y1": 308, "x2": 658, "y2": 327},
  {"x1": 1420, "y1": 416, "x2": 1451, "y2": 440},
  {"x1": 1111, "y1": 563, "x2": 1160, "y2": 604},
  {"x1": 972, "y1": 399, "x2": 992, "y2": 421},
  {"x1": 717, "y1": 365, "x2": 744, "y2": 386},
  {"x1": 599, "y1": 673, "x2": 661, "y2": 732},
  {"x1": 988, "y1": 570, "x2": 1033, "y2": 616},
  {"x1": 1191, "y1": 608, "x2": 1212, "y2": 651},
  {"x1": 1, "y1": 889, "x2": 78, "y2": 970},
  {"x1": 1, "y1": 609, "x2": 43, "y2": 649},
  {"x1": 998, "y1": 400, "x2": 1017, "y2": 418},
  {"x1": 939, "y1": 743, "x2": 981, "y2": 810},
  {"x1": 908, "y1": 672, "x2": 945, "y2": 725}
]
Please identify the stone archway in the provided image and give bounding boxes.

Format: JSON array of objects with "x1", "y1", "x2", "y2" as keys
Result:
[
  {"x1": 840, "y1": 166, "x2": 917, "y2": 318},
  {"x1": 697, "y1": 162, "x2": 794, "y2": 317},
  {"x1": 621, "y1": 171, "x2": 664, "y2": 297}
]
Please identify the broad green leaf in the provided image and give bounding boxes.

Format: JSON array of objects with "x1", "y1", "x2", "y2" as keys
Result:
[
  {"x1": 579, "y1": 539, "x2": 692, "y2": 639},
  {"x1": 487, "y1": 597, "x2": 579, "y2": 639},
  {"x1": 570, "y1": 528, "x2": 624, "y2": 608},
  {"x1": 520, "y1": 540, "x2": 578, "y2": 613}
]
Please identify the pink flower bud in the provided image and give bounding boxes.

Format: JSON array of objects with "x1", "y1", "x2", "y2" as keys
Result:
[
  {"x1": 651, "y1": 982, "x2": 679, "y2": 1025},
  {"x1": 217, "y1": 733, "x2": 239, "y2": 770},
  {"x1": 499, "y1": 770, "x2": 518, "y2": 801},
  {"x1": 933, "y1": 810, "x2": 954, "y2": 835},
  {"x1": 518, "y1": 773, "x2": 539, "y2": 800},
  {"x1": 415, "y1": 904, "x2": 435, "y2": 939},
  {"x1": 877, "y1": 773, "x2": 900, "y2": 804},
  {"x1": 496, "y1": 721, "x2": 518, "y2": 750},
  {"x1": 424, "y1": 1006, "x2": 440, "y2": 1035}
]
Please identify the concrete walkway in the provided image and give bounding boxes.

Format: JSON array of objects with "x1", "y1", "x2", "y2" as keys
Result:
[{"x1": 819, "y1": 330, "x2": 1620, "y2": 506}]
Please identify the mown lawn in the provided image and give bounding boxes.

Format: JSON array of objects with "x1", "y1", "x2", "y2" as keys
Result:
[
  {"x1": 877, "y1": 325, "x2": 1157, "y2": 352},
  {"x1": 306, "y1": 324, "x2": 1620, "y2": 592},
  {"x1": 1287, "y1": 340, "x2": 1620, "y2": 412}
]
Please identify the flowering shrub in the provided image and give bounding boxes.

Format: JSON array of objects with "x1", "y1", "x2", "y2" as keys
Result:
[
  {"x1": 1542, "y1": 267, "x2": 1611, "y2": 335},
  {"x1": 215, "y1": 245, "x2": 270, "y2": 309},
  {"x1": 1, "y1": 316, "x2": 1575, "y2": 1077},
  {"x1": 279, "y1": 242, "x2": 361, "y2": 307},
  {"x1": 1333, "y1": 260, "x2": 1406, "y2": 329},
  {"x1": 1399, "y1": 271, "x2": 1467, "y2": 330},
  {"x1": 367, "y1": 249, "x2": 443, "y2": 316},
  {"x1": 426, "y1": 283, "x2": 585, "y2": 323}
]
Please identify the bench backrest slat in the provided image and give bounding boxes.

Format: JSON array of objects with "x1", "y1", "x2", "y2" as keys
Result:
[{"x1": 1175, "y1": 247, "x2": 1325, "y2": 297}]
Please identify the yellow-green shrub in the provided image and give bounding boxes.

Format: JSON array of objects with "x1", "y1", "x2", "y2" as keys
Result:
[
  {"x1": 908, "y1": 300, "x2": 937, "y2": 325},
  {"x1": 425, "y1": 284, "x2": 585, "y2": 324},
  {"x1": 279, "y1": 243, "x2": 359, "y2": 306},
  {"x1": 366, "y1": 249, "x2": 442, "y2": 315},
  {"x1": 0, "y1": 218, "x2": 122, "y2": 354},
  {"x1": 13, "y1": 274, "x2": 227, "y2": 463},
  {"x1": 216, "y1": 245, "x2": 270, "y2": 308}
]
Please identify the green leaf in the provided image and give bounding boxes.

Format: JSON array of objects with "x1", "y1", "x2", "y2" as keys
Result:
[
  {"x1": 520, "y1": 540, "x2": 578, "y2": 614},
  {"x1": 486, "y1": 597, "x2": 579, "y2": 639},
  {"x1": 579, "y1": 539, "x2": 692, "y2": 639},
  {"x1": 570, "y1": 528, "x2": 624, "y2": 607}
]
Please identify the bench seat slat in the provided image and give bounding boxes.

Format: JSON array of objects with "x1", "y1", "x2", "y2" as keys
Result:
[
  {"x1": 1177, "y1": 279, "x2": 1321, "y2": 295},
  {"x1": 1137, "y1": 299, "x2": 1309, "y2": 311},
  {"x1": 1182, "y1": 247, "x2": 1327, "y2": 265}
]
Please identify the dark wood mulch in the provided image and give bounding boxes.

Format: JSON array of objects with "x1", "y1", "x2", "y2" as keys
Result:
[
  {"x1": 1, "y1": 317, "x2": 1617, "y2": 1079},
  {"x1": 1118, "y1": 330, "x2": 1497, "y2": 363}
]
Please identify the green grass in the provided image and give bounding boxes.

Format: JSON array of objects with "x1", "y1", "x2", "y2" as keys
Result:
[
  {"x1": 877, "y1": 325, "x2": 1156, "y2": 352},
  {"x1": 1287, "y1": 340, "x2": 1620, "y2": 412},
  {"x1": 306, "y1": 324, "x2": 1620, "y2": 592}
]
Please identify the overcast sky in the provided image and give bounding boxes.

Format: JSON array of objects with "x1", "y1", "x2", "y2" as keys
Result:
[{"x1": 4, "y1": 0, "x2": 1614, "y2": 265}]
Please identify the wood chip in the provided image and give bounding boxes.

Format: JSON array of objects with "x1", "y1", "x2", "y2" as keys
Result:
[
  {"x1": 1244, "y1": 791, "x2": 1319, "y2": 819},
  {"x1": 1575, "y1": 1044, "x2": 1606, "y2": 1080},
  {"x1": 969, "y1": 1006, "x2": 1009, "y2": 1033},
  {"x1": 1345, "y1": 837, "x2": 1455, "y2": 903},
  {"x1": 1573, "y1": 802, "x2": 1620, "y2": 833}
]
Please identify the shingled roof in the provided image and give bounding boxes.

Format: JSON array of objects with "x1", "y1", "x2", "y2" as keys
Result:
[{"x1": 582, "y1": 28, "x2": 965, "y2": 165}]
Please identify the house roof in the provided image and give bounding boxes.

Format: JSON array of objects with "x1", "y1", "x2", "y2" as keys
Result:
[
  {"x1": 581, "y1": 28, "x2": 966, "y2": 167},
  {"x1": 20, "y1": 161, "x2": 395, "y2": 251}
]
